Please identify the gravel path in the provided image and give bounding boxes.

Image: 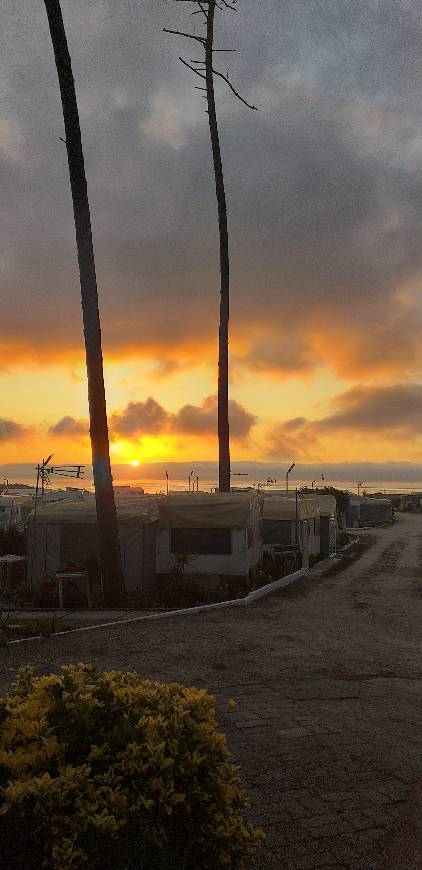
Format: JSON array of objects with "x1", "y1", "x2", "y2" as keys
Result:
[{"x1": 1, "y1": 513, "x2": 422, "y2": 869}]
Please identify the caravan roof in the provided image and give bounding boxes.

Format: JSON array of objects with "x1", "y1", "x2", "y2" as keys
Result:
[{"x1": 27, "y1": 494, "x2": 159, "y2": 526}]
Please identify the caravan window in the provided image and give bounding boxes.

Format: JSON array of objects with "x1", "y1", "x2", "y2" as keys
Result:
[{"x1": 171, "y1": 527, "x2": 231, "y2": 555}]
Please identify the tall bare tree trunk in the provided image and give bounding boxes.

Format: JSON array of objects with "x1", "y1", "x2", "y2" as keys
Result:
[
  {"x1": 44, "y1": 0, "x2": 125, "y2": 606},
  {"x1": 205, "y1": 0, "x2": 231, "y2": 493}
]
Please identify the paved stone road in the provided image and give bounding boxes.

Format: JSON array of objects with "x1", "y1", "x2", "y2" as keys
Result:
[{"x1": 1, "y1": 512, "x2": 422, "y2": 868}]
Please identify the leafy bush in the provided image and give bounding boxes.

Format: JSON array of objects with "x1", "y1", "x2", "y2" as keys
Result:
[{"x1": 0, "y1": 665, "x2": 263, "y2": 869}]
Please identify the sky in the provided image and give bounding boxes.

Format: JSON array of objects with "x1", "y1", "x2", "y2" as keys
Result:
[{"x1": 2, "y1": 0, "x2": 422, "y2": 480}]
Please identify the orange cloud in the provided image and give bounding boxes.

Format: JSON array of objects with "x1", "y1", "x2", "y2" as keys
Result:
[
  {"x1": 0, "y1": 418, "x2": 27, "y2": 442},
  {"x1": 266, "y1": 383, "x2": 422, "y2": 461},
  {"x1": 110, "y1": 394, "x2": 257, "y2": 442},
  {"x1": 50, "y1": 394, "x2": 257, "y2": 449}
]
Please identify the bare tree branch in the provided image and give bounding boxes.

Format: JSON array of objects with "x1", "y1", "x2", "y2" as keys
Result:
[
  {"x1": 211, "y1": 67, "x2": 257, "y2": 109},
  {"x1": 216, "y1": 0, "x2": 237, "y2": 9},
  {"x1": 170, "y1": 0, "x2": 237, "y2": 7},
  {"x1": 193, "y1": 1, "x2": 209, "y2": 18},
  {"x1": 163, "y1": 27, "x2": 205, "y2": 44},
  {"x1": 179, "y1": 56, "x2": 206, "y2": 79}
]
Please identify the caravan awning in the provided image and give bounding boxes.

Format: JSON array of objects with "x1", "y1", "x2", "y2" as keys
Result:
[
  {"x1": 263, "y1": 497, "x2": 319, "y2": 521},
  {"x1": 159, "y1": 492, "x2": 262, "y2": 529}
]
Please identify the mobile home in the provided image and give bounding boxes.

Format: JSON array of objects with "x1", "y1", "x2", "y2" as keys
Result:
[
  {"x1": 156, "y1": 492, "x2": 263, "y2": 590},
  {"x1": 263, "y1": 497, "x2": 320, "y2": 568},
  {"x1": 26, "y1": 495, "x2": 158, "y2": 596},
  {"x1": 347, "y1": 496, "x2": 393, "y2": 528}
]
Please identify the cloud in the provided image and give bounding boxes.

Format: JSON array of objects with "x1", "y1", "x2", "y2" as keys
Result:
[
  {"x1": 173, "y1": 395, "x2": 257, "y2": 440},
  {"x1": 140, "y1": 89, "x2": 201, "y2": 150},
  {"x1": 48, "y1": 416, "x2": 88, "y2": 437},
  {"x1": 266, "y1": 383, "x2": 422, "y2": 459},
  {"x1": 0, "y1": 418, "x2": 26, "y2": 442},
  {"x1": 110, "y1": 398, "x2": 168, "y2": 438},
  {"x1": 109, "y1": 394, "x2": 256, "y2": 441},
  {"x1": 316, "y1": 384, "x2": 422, "y2": 435},
  {"x1": 0, "y1": 116, "x2": 23, "y2": 161},
  {"x1": 4, "y1": 0, "x2": 422, "y2": 464},
  {"x1": 3, "y1": 0, "x2": 422, "y2": 396}
]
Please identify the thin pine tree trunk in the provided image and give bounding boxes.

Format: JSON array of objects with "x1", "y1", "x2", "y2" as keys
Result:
[
  {"x1": 44, "y1": 0, "x2": 125, "y2": 605},
  {"x1": 205, "y1": 0, "x2": 231, "y2": 492}
]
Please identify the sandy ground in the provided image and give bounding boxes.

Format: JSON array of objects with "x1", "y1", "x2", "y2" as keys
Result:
[{"x1": 1, "y1": 512, "x2": 422, "y2": 869}]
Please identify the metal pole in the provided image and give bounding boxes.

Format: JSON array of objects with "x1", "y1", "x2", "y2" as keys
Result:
[
  {"x1": 34, "y1": 466, "x2": 40, "y2": 521},
  {"x1": 286, "y1": 472, "x2": 288, "y2": 493},
  {"x1": 41, "y1": 459, "x2": 45, "y2": 505}
]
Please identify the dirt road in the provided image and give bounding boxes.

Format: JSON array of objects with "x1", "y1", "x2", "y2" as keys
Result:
[{"x1": 1, "y1": 513, "x2": 422, "y2": 868}]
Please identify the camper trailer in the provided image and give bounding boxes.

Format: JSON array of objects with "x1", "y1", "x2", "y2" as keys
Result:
[
  {"x1": 298, "y1": 493, "x2": 337, "y2": 558},
  {"x1": 156, "y1": 492, "x2": 263, "y2": 590},
  {"x1": 263, "y1": 497, "x2": 320, "y2": 568},
  {"x1": 26, "y1": 495, "x2": 158, "y2": 598},
  {"x1": 347, "y1": 496, "x2": 393, "y2": 528}
]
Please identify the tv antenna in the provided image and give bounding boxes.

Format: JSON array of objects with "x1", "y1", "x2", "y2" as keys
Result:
[{"x1": 34, "y1": 455, "x2": 85, "y2": 516}]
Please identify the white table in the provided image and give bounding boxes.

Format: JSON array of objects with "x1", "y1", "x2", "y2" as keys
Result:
[{"x1": 55, "y1": 572, "x2": 92, "y2": 610}]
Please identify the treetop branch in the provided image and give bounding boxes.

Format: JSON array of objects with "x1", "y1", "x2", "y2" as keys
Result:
[
  {"x1": 212, "y1": 67, "x2": 257, "y2": 109},
  {"x1": 179, "y1": 56, "x2": 206, "y2": 79},
  {"x1": 163, "y1": 27, "x2": 205, "y2": 44}
]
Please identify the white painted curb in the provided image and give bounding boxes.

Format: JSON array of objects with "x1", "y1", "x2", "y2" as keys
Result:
[
  {"x1": 244, "y1": 568, "x2": 307, "y2": 603},
  {"x1": 4, "y1": 567, "x2": 310, "y2": 645}
]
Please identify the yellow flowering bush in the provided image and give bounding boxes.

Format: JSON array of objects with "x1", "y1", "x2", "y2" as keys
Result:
[{"x1": 0, "y1": 665, "x2": 263, "y2": 869}]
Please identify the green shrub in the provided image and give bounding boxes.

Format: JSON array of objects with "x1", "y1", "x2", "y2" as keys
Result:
[{"x1": 0, "y1": 665, "x2": 263, "y2": 869}]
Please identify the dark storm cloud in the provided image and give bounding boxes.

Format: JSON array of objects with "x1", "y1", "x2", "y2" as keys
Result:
[
  {"x1": 3, "y1": 1, "x2": 422, "y2": 378},
  {"x1": 267, "y1": 382, "x2": 422, "y2": 458}
]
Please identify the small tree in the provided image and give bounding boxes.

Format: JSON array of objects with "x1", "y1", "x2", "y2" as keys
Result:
[
  {"x1": 43, "y1": 0, "x2": 125, "y2": 605},
  {"x1": 165, "y1": 0, "x2": 256, "y2": 492}
]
